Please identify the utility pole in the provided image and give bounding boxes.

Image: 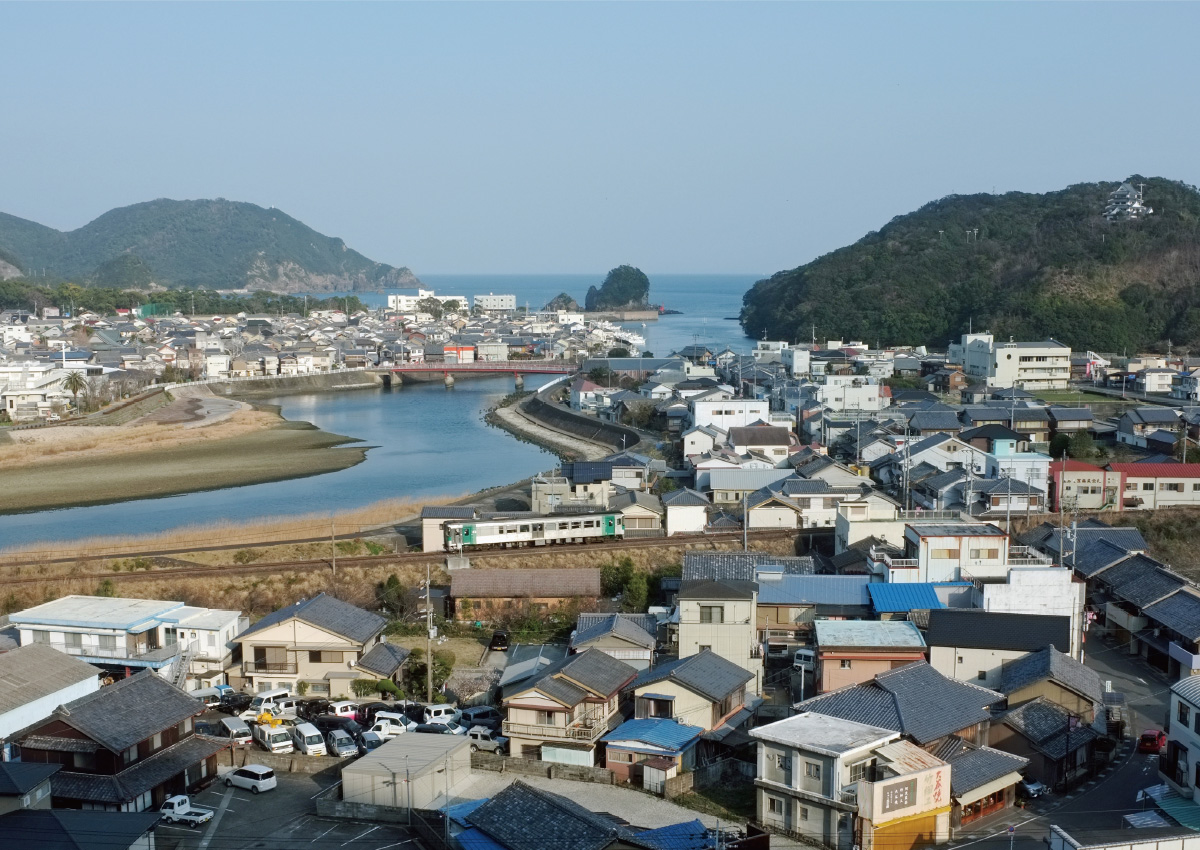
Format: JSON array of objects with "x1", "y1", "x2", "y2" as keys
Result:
[
  {"x1": 330, "y1": 519, "x2": 337, "y2": 577},
  {"x1": 426, "y1": 559, "x2": 434, "y2": 703},
  {"x1": 742, "y1": 492, "x2": 748, "y2": 552}
]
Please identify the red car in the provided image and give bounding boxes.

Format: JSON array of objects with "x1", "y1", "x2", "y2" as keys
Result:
[{"x1": 1138, "y1": 730, "x2": 1167, "y2": 753}]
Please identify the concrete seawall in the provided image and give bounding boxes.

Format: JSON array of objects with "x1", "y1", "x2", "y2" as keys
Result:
[{"x1": 208, "y1": 371, "x2": 384, "y2": 398}]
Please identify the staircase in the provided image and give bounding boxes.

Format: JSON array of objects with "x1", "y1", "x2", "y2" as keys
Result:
[{"x1": 167, "y1": 644, "x2": 195, "y2": 691}]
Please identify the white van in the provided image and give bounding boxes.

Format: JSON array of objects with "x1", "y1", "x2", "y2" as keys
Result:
[
  {"x1": 240, "y1": 689, "x2": 295, "y2": 720},
  {"x1": 328, "y1": 701, "x2": 359, "y2": 718},
  {"x1": 424, "y1": 705, "x2": 462, "y2": 726},
  {"x1": 217, "y1": 717, "x2": 253, "y2": 746},
  {"x1": 252, "y1": 723, "x2": 294, "y2": 754},
  {"x1": 290, "y1": 722, "x2": 327, "y2": 756},
  {"x1": 793, "y1": 648, "x2": 816, "y2": 672}
]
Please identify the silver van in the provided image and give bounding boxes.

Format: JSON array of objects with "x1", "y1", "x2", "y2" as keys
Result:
[
  {"x1": 240, "y1": 689, "x2": 296, "y2": 720},
  {"x1": 217, "y1": 716, "x2": 253, "y2": 746},
  {"x1": 290, "y1": 722, "x2": 327, "y2": 756}
]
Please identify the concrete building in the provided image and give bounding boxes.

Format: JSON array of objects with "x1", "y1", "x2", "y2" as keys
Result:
[
  {"x1": 1110, "y1": 463, "x2": 1200, "y2": 511},
  {"x1": 11, "y1": 596, "x2": 243, "y2": 690},
  {"x1": 813, "y1": 621, "x2": 927, "y2": 693},
  {"x1": 979, "y1": 568, "x2": 1086, "y2": 658},
  {"x1": 926, "y1": 610, "x2": 1072, "y2": 690},
  {"x1": 949, "y1": 333, "x2": 1071, "y2": 391},
  {"x1": 472, "y1": 293, "x2": 517, "y2": 313},
  {"x1": 691, "y1": 399, "x2": 770, "y2": 431},
  {"x1": 676, "y1": 579, "x2": 761, "y2": 696}
]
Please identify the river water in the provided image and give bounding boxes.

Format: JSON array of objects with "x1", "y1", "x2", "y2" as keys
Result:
[{"x1": 0, "y1": 274, "x2": 758, "y2": 546}]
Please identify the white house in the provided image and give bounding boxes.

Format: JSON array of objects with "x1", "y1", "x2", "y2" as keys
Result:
[
  {"x1": 662, "y1": 488, "x2": 711, "y2": 536},
  {"x1": 0, "y1": 644, "x2": 100, "y2": 762},
  {"x1": 691, "y1": 399, "x2": 770, "y2": 431}
]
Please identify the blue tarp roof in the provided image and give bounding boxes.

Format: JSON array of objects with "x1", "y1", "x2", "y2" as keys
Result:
[
  {"x1": 867, "y1": 583, "x2": 946, "y2": 613},
  {"x1": 635, "y1": 820, "x2": 716, "y2": 850},
  {"x1": 443, "y1": 798, "x2": 487, "y2": 827},
  {"x1": 602, "y1": 718, "x2": 703, "y2": 753}
]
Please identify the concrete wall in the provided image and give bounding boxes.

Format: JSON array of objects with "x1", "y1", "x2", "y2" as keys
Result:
[
  {"x1": 929, "y1": 646, "x2": 1025, "y2": 690},
  {"x1": 981, "y1": 569, "x2": 1084, "y2": 657}
]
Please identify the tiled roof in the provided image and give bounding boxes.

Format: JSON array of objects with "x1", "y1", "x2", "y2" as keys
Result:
[
  {"x1": 0, "y1": 645, "x2": 99, "y2": 717},
  {"x1": 237, "y1": 593, "x2": 385, "y2": 644},
  {"x1": 51, "y1": 735, "x2": 226, "y2": 804},
  {"x1": 466, "y1": 780, "x2": 642, "y2": 850},
  {"x1": 21, "y1": 736, "x2": 100, "y2": 754},
  {"x1": 634, "y1": 820, "x2": 712, "y2": 850},
  {"x1": 571, "y1": 614, "x2": 657, "y2": 651},
  {"x1": 1101, "y1": 556, "x2": 1183, "y2": 608},
  {"x1": 925, "y1": 609, "x2": 1071, "y2": 653},
  {"x1": 0, "y1": 810, "x2": 161, "y2": 850},
  {"x1": 1001, "y1": 698, "x2": 1100, "y2": 759},
  {"x1": 1001, "y1": 645, "x2": 1102, "y2": 704},
  {"x1": 603, "y1": 718, "x2": 704, "y2": 753},
  {"x1": 682, "y1": 552, "x2": 814, "y2": 581},
  {"x1": 49, "y1": 670, "x2": 203, "y2": 754},
  {"x1": 451, "y1": 569, "x2": 601, "y2": 599},
  {"x1": 799, "y1": 661, "x2": 1003, "y2": 745},
  {"x1": 933, "y1": 737, "x2": 1028, "y2": 796},
  {"x1": 0, "y1": 762, "x2": 59, "y2": 795},
  {"x1": 517, "y1": 649, "x2": 636, "y2": 706},
  {"x1": 576, "y1": 612, "x2": 659, "y2": 638},
  {"x1": 356, "y1": 642, "x2": 412, "y2": 678},
  {"x1": 867, "y1": 583, "x2": 945, "y2": 613},
  {"x1": 1145, "y1": 592, "x2": 1200, "y2": 642},
  {"x1": 631, "y1": 650, "x2": 753, "y2": 703},
  {"x1": 1069, "y1": 540, "x2": 1133, "y2": 578},
  {"x1": 420, "y1": 506, "x2": 477, "y2": 520},
  {"x1": 661, "y1": 488, "x2": 711, "y2": 508}
]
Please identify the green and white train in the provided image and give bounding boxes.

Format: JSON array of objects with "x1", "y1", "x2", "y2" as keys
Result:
[{"x1": 443, "y1": 513, "x2": 624, "y2": 552}]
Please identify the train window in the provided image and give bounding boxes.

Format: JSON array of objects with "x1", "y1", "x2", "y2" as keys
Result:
[
  {"x1": 520, "y1": 525, "x2": 530, "y2": 533},
  {"x1": 584, "y1": 520, "x2": 596, "y2": 528},
  {"x1": 571, "y1": 521, "x2": 581, "y2": 529},
  {"x1": 545, "y1": 522, "x2": 557, "y2": 531}
]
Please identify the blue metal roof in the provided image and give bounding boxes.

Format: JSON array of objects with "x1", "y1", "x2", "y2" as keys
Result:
[
  {"x1": 443, "y1": 799, "x2": 487, "y2": 827},
  {"x1": 457, "y1": 827, "x2": 508, "y2": 850},
  {"x1": 603, "y1": 718, "x2": 703, "y2": 753},
  {"x1": 635, "y1": 820, "x2": 715, "y2": 850},
  {"x1": 867, "y1": 583, "x2": 946, "y2": 613}
]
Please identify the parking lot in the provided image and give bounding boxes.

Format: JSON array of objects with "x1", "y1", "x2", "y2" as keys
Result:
[{"x1": 155, "y1": 770, "x2": 412, "y2": 850}]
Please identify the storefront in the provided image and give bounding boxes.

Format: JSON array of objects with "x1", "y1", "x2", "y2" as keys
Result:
[{"x1": 959, "y1": 789, "x2": 1007, "y2": 825}]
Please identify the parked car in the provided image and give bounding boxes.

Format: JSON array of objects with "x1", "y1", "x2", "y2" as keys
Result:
[
  {"x1": 460, "y1": 706, "x2": 503, "y2": 732},
  {"x1": 467, "y1": 726, "x2": 509, "y2": 754},
  {"x1": 793, "y1": 648, "x2": 816, "y2": 672},
  {"x1": 424, "y1": 705, "x2": 462, "y2": 726},
  {"x1": 159, "y1": 795, "x2": 214, "y2": 828},
  {"x1": 189, "y1": 685, "x2": 233, "y2": 708},
  {"x1": 361, "y1": 731, "x2": 386, "y2": 752},
  {"x1": 225, "y1": 765, "x2": 277, "y2": 794},
  {"x1": 297, "y1": 698, "x2": 334, "y2": 720},
  {"x1": 309, "y1": 715, "x2": 366, "y2": 752},
  {"x1": 326, "y1": 729, "x2": 359, "y2": 758},
  {"x1": 328, "y1": 701, "x2": 360, "y2": 718},
  {"x1": 1139, "y1": 729, "x2": 1168, "y2": 753},
  {"x1": 356, "y1": 702, "x2": 392, "y2": 725},
  {"x1": 217, "y1": 693, "x2": 254, "y2": 715},
  {"x1": 488, "y1": 630, "x2": 510, "y2": 651},
  {"x1": 1019, "y1": 777, "x2": 1048, "y2": 798},
  {"x1": 252, "y1": 722, "x2": 294, "y2": 754},
  {"x1": 214, "y1": 716, "x2": 253, "y2": 746},
  {"x1": 370, "y1": 712, "x2": 419, "y2": 738},
  {"x1": 290, "y1": 722, "x2": 328, "y2": 756},
  {"x1": 415, "y1": 722, "x2": 467, "y2": 736}
]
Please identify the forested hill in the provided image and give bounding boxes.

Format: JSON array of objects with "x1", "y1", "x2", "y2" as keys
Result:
[
  {"x1": 0, "y1": 198, "x2": 419, "y2": 293},
  {"x1": 740, "y1": 177, "x2": 1200, "y2": 353}
]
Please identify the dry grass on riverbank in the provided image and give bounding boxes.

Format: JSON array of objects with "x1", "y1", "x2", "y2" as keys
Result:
[{"x1": 0, "y1": 495, "x2": 457, "y2": 564}]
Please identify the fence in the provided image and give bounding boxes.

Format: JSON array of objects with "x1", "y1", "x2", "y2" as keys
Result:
[
  {"x1": 470, "y1": 751, "x2": 616, "y2": 785},
  {"x1": 663, "y1": 758, "x2": 756, "y2": 799}
]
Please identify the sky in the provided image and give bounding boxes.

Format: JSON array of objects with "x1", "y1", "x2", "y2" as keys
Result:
[{"x1": 4, "y1": 2, "x2": 1199, "y2": 276}]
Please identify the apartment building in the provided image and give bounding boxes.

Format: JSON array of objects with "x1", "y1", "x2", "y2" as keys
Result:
[
  {"x1": 1110, "y1": 463, "x2": 1200, "y2": 510},
  {"x1": 949, "y1": 333, "x2": 1071, "y2": 391}
]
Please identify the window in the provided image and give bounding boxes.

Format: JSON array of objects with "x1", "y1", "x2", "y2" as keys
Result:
[
  {"x1": 805, "y1": 762, "x2": 821, "y2": 779},
  {"x1": 536, "y1": 711, "x2": 556, "y2": 726},
  {"x1": 930, "y1": 549, "x2": 959, "y2": 559},
  {"x1": 800, "y1": 807, "x2": 809, "y2": 821},
  {"x1": 957, "y1": 655, "x2": 964, "y2": 664},
  {"x1": 72, "y1": 752, "x2": 96, "y2": 771},
  {"x1": 969, "y1": 548, "x2": 1000, "y2": 559},
  {"x1": 699, "y1": 606, "x2": 724, "y2": 624},
  {"x1": 978, "y1": 671, "x2": 987, "y2": 681},
  {"x1": 699, "y1": 645, "x2": 712, "y2": 653},
  {"x1": 309, "y1": 651, "x2": 341, "y2": 664},
  {"x1": 775, "y1": 753, "x2": 789, "y2": 770},
  {"x1": 610, "y1": 751, "x2": 634, "y2": 763},
  {"x1": 179, "y1": 717, "x2": 193, "y2": 736},
  {"x1": 1161, "y1": 483, "x2": 1184, "y2": 492},
  {"x1": 207, "y1": 633, "x2": 217, "y2": 648},
  {"x1": 1194, "y1": 712, "x2": 1200, "y2": 734},
  {"x1": 1181, "y1": 702, "x2": 1192, "y2": 725},
  {"x1": 1126, "y1": 483, "x2": 1137, "y2": 492},
  {"x1": 840, "y1": 660, "x2": 852, "y2": 669},
  {"x1": 123, "y1": 745, "x2": 137, "y2": 765},
  {"x1": 31, "y1": 630, "x2": 50, "y2": 644},
  {"x1": 850, "y1": 761, "x2": 870, "y2": 782},
  {"x1": 97, "y1": 635, "x2": 117, "y2": 652},
  {"x1": 151, "y1": 732, "x2": 162, "y2": 751},
  {"x1": 1144, "y1": 483, "x2": 1155, "y2": 491},
  {"x1": 64, "y1": 633, "x2": 82, "y2": 650},
  {"x1": 768, "y1": 797, "x2": 784, "y2": 815},
  {"x1": 1193, "y1": 484, "x2": 1200, "y2": 492}
]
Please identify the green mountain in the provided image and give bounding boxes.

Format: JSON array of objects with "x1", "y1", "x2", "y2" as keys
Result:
[
  {"x1": 0, "y1": 198, "x2": 419, "y2": 293},
  {"x1": 740, "y1": 177, "x2": 1200, "y2": 353}
]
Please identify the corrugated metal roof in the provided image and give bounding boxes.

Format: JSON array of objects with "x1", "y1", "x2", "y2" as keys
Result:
[
  {"x1": 1109, "y1": 463, "x2": 1200, "y2": 478},
  {"x1": 867, "y1": 583, "x2": 945, "y2": 613},
  {"x1": 602, "y1": 718, "x2": 704, "y2": 752}
]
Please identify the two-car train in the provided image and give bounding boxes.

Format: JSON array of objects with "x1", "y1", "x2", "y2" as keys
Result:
[{"x1": 443, "y1": 512, "x2": 624, "y2": 552}]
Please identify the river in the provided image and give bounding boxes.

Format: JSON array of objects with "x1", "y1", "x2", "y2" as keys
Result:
[{"x1": 0, "y1": 274, "x2": 758, "y2": 547}]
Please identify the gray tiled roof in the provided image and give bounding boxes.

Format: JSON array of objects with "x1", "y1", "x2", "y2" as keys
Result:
[
  {"x1": 1069, "y1": 540, "x2": 1132, "y2": 578},
  {"x1": 21, "y1": 736, "x2": 99, "y2": 753},
  {"x1": 1102, "y1": 556, "x2": 1183, "y2": 608},
  {"x1": 420, "y1": 506, "x2": 477, "y2": 520},
  {"x1": 50, "y1": 670, "x2": 204, "y2": 754},
  {"x1": 0, "y1": 644, "x2": 100, "y2": 717},
  {"x1": 1145, "y1": 592, "x2": 1200, "y2": 642},
  {"x1": 661, "y1": 488, "x2": 711, "y2": 508},
  {"x1": 1001, "y1": 698, "x2": 1100, "y2": 759},
  {"x1": 356, "y1": 642, "x2": 412, "y2": 678},
  {"x1": 0, "y1": 809, "x2": 161, "y2": 850},
  {"x1": 237, "y1": 593, "x2": 386, "y2": 644},
  {"x1": 571, "y1": 614, "x2": 657, "y2": 651},
  {"x1": 51, "y1": 735, "x2": 226, "y2": 804},
  {"x1": 467, "y1": 780, "x2": 642, "y2": 850},
  {"x1": 1000, "y1": 646, "x2": 1102, "y2": 704},
  {"x1": 451, "y1": 569, "x2": 602, "y2": 599},
  {"x1": 576, "y1": 612, "x2": 659, "y2": 638},
  {"x1": 925, "y1": 609, "x2": 1071, "y2": 653},
  {"x1": 682, "y1": 552, "x2": 814, "y2": 581},
  {"x1": 0, "y1": 762, "x2": 60, "y2": 795},
  {"x1": 933, "y1": 737, "x2": 1028, "y2": 796},
  {"x1": 631, "y1": 650, "x2": 754, "y2": 703},
  {"x1": 519, "y1": 649, "x2": 636, "y2": 706},
  {"x1": 799, "y1": 661, "x2": 1003, "y2": 745}
]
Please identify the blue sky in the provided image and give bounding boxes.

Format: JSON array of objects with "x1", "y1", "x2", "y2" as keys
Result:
[{"x1": 4, "y1": 3, "x2": 1197, "y2": 275}]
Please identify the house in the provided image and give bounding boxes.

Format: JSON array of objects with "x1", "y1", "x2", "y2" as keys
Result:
[
  {"x1": 752, "y1": 712, "x2": 952, "y2": 850},
  {"x1": 813, "y1": 620, "x2": 927, "y2": 693},
  {"x1": 1049, "y1": 460, "x2": 1122, "y2": 512},
  {"x1": 885, "y1": 522, "x2": 1014, "y2": 583},
  {"x1": 925, "y1": 609, "x2": 1072, "y2": 689},
  {"x1": 0, "y1": 809, "x2": 161, "y2": 850},
  {"x1": 628, "y1": 650, "x2": 756, "y2": 752},
  {"x1": 756, "y1": 575, "x2": 873, "y2": 649},
  {"x1": 706, "y1": 468, "x2": 796, "y2": 504},
  {"x1": 18, "y1": 670, "x2": 225, "y2": 811},
  {"x1": 691, "y1": 399, "x2": 770, "y2": 431},
  {"x1": 611, "y1": 490, "x2": 664, "y2": 537},
  {"x1": 728, "y1": 425, "x2": 793, "y2": 463},
  {"x1": 0, "y1": 645, "x2": 100, "y2": 763},
  {"x1": 798, "y1": 661, "x2": 1004, "y2": 750},
  {"x1": 662, "y1": 488, "x2": 711, "y2": 536},
  {"x1": 1109, "y1": 463, "x2": 1200, "y2": 510},
  {"x1": 601, "y1": 718, "x2": 704, "y2": 786},
  {"x1": 228, "y1": 592, "x2": 387, "y2": 697},
  {"x1": 676, "y1": 579, "x2": 761, "y2": 695},
  {"x1": 930, "y1": 736, "x2": 1029, "y2": 830},
  {"x1": 0, "y1": 762, "x2": 59, "y2": 814},
  {"x1": 569, "y1": 613, "x2": 658, "y2": 671},
  {"x1": 990, "y1": 698, "x2": 1099, "y2": 790},
  {"x1": 450, "y1": 569, "x2": 601, "y2": 620},
  {"x1": 1116, "y1": 407, "x2": 1181, "y2": 448},
  {"x1": 1161, "y1": 676, "x2": 1200, "y2": 799},
  {"x1": 11, "y1": 596, "x2": 244, "y2": 690},
  {"x1": 1000, "y1": 645, "x2": 1103, "y2": 724},
  {"x1": 353, "y1": 641, "x2": 412, "y2": 686},
  {"x1": 501, "y1": 648, "x2": 636, "y2": 764}
]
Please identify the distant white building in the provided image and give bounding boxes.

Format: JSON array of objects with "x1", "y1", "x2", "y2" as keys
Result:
[
  {"x1": 691, "y1": 399, "x2": 770, "y2": 431},
  {"x1": 948, "y1": 332, "x2": 1071, "y2": 391},
  {"x1": 387, "y1": 289, "x2": 470, "y2": 312},
  {"x1": 1104, "y1": 182, "x2": 1153, "y2": 221},
  {"x1": 473, "y1": 293, "x2": 517, "y2": 313}
]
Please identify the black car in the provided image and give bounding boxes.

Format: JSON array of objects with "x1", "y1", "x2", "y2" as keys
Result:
[
  {"x1": 297, "y1": 698, "x2": 333, "y2": 720},
  {"x1": 216, "y1": 693, "x2": 253, "y2": 715},
  {"x1": 355, "y1": 702, "x2": 392, "y2": 725},
  {"x1": 488, "y1": 630, "x2": 510, "y2": 652},
  {"x1": 414, "y1": 723, "x2": 460, "y2": 735},
  {"x1": 309, "y1": 714, "x2": 367, "y2": 752}
]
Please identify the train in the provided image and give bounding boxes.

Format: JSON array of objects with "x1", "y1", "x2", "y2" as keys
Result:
[{"x1": 444, "y1": 513, "x2": 624, "y2": 552}]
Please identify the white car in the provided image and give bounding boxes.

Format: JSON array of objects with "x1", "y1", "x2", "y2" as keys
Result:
[{"x1": 225, "y1": 765, "x2": 277, "y2": 794}]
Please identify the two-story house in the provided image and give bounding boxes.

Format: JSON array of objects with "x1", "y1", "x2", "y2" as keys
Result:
[
  {"x1": 0, "y1": 645, "x2": 101, "y2": 763},
  {"x1": 926, "y1": 610, "x2": 1073, "y2": 689},
  {"x1": 569, "y1": 613, "x2": 659, "y2": 671},
  {"x1": 0, "y1": 762, "x2": 59, "y2": 814},
  {"x1": 18, "y1": 671, "x2": 225, "y2": 812},
  {"x1": 1162, "y1": 677, "x2": 1200, "y2": 799},
  {"x1": 813, "y1": 620, "x2": 927, "y2": 694},
  {"x1": 676, "y1": 579, "x2": 761, "y2": 696},
  {"x1": 753, "y1": 712, "x2": 954, "y2": 850},
  {"x1": 502, "y1": 648, "x2": 637, "y2": 765},
  {"x1": 228, "y1": 593, "x2": 386, "y2": 697},
  {"x1": 11, "y1": 595, "x2": 244, "y2": 691}
]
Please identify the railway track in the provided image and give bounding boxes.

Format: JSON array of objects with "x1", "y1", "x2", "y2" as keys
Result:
[{"x1": 0, "y1": 529, "x2": 801, "y2": 587}]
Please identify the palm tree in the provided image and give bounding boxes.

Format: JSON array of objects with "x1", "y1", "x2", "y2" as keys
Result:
[{"x1": 61, "y1": 371, "x2": 87, "y2": 409}]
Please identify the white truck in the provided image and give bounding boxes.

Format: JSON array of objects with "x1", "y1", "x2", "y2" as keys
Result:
[
  {"x1": 159, "y1": 795, "x2": 215, "y2": 828},
  {"x1": 467, "y1": 726, "x2": 509, "y2": 754},
  {"x1": 252, "y1": 721, "x2": 294, "y2": 754}
]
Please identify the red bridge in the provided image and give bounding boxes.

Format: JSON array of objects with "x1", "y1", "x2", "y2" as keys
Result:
[{"x1": 381, "y1": 360, "x2": 579, "y2": 375}]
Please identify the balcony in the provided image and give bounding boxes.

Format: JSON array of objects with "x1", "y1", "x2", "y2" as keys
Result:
[
  {"x1": 244, "y1": 660, "x2": 299, "y2": 675},
  {"x1": 503, "y1": 711, "x2": 622, "y2": 744}
]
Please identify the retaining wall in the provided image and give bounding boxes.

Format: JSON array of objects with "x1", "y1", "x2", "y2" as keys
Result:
[
  {"x1": 470, "y1": 751, "x2": 615, "y2": 784},
  {"x1": 522, "y1": 395, "x2": 640, "y2": 452},
  {"x1": 218, "y1": 743, "x2": 348, "y2": 778}
]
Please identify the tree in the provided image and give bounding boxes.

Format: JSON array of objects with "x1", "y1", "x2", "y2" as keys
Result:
[
  {"x1": 377, "y1": 574, "x2": 410, "y2": 617},
  {"x1": 60, "y1": 371, "x2": 87, "y2": 407},
  {"x1": 601, "y1": 556, "x2": 635, "y2": 597},
  {"x1": 415, "y1": 297, "x2": 444, "y2": 319},
  {"x1": 1049, "y1": 433, "x2": 1071, "y2": 459},
  {"x1": 1068, "y1": 431, "x2": 1096, "y2": 459},
  {"x1": 622, "y1": 572, "x2": 648, "y2": 612},
  {"x1": 95, "y1": 579, "x2": 116, "y2": 597},
  {"x1": 608, "y1": 347, "x2": 630, "y2": 358},
  {"x1": 350, "y1": 679, "x2": 379, "y2": 698},
  {"x1": 441, "y1": 299, "x2": 462, "y2": 314},
  {"x1": 587, "y1": 367, "x2": 613, "y2": 386}
]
